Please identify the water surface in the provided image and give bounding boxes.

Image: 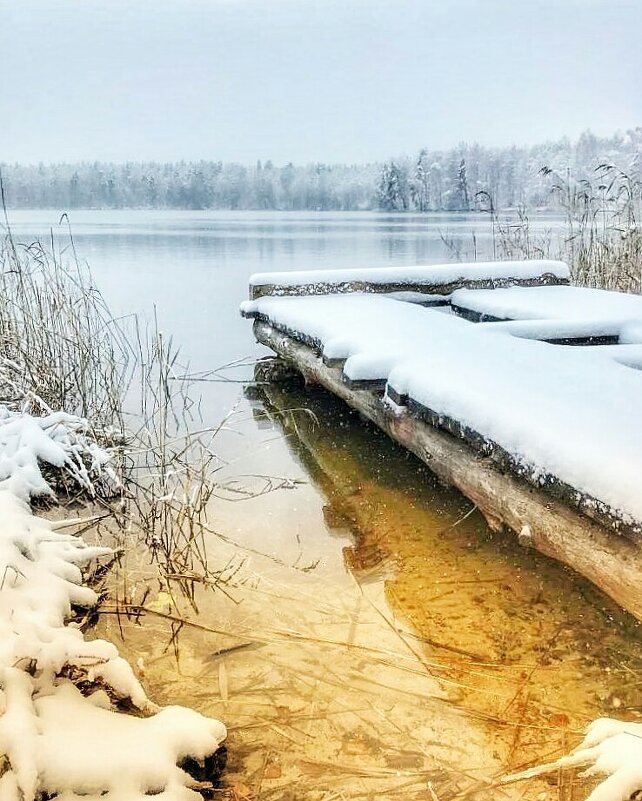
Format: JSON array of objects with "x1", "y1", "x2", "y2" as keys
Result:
[{"x1": 9, "y1": 209, "x2": 637, "y2": 799}]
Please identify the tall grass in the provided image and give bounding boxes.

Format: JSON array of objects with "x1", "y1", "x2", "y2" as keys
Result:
[
  {"x1": 477, "y1": 163, "x2": 642, "y2": 292},
  {"x1": 0, "y1": 207, "x2": 222, "y2": 596},
  {"x1": 543, "y1": 164, "x2": 642, "y2": 291},
  {"x1": 0, "y1": 212, "x2": 130, "y2": 428}
]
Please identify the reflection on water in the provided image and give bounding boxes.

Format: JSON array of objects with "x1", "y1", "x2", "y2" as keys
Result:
[
  {"x1": 97, "y1": 375, "x2": 642, "y2": 800},
  {"x1": 248, "y1": 379, "x2": 642, "y2": 793}
]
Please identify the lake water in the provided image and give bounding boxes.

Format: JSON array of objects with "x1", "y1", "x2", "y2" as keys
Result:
[
  {"x1": 4, "y1": 209, "x2": 563, "y2": 394},
  {"x1": 8, "y1": 209, "x2": 641, "y2": 799}
]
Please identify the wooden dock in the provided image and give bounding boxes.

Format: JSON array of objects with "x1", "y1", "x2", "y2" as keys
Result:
[{"x1": 242, "y1": 261, "x2": 642, "y2": 622}]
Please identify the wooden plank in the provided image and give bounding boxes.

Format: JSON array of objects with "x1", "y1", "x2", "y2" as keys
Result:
[
  {"x1": 252, "y1": 319, "x2": 642, "y2": 624},
  {"x1": 250, "y1": 272, "x2": 568, "y2": 300},
  {"x1": 451, "y1": 303, "x2": 622, "y2": 344}
]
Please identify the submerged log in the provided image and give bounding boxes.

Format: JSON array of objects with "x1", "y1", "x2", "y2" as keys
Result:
[
  {"x1": 253, "y1": 318, "x2": 642, "y2": 624},
  {"x1": 253, "y1": 355, "x2": 302, "y2": 384}
]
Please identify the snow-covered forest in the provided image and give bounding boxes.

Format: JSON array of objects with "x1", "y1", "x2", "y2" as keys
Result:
[{"x1": 2, "y1": 129, "x2": 640, "y2": 212}]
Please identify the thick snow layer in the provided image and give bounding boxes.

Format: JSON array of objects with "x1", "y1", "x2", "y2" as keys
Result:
[
  {"x1": 0, "y1": 406, "x2": 119, "y2": 502},
  {"x1": 34, "y1": 682, "x2": 225, "y2": 799},
  {"x1": 249, "y1": 259, "x2": 569, "y2": 290},
  {"x1": 505, "y1": 717, "x2": 642, "y2": 801},
  {"x1": 388, "y1": 326, "x2": 642, "y2": 524},
  {"x1": 245, "y1": 291, "x2": 642, "y2": 526},
  {"x1": 384, "y1": 290, "x2": 450, "y2": 305},
  {"x1": 486, "y1": 318, "x2": 627, "y2": 342},
  {"x1": 0, "y1": 415, "x2": 226, "y2": 799},
  {"x1": 451, "y1": 285, "x2": 642, "y2": 322}
]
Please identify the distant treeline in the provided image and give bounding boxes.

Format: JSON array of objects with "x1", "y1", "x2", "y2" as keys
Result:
[{"x1": 2, "y1": 129, "x2": 640, "y2": 212}]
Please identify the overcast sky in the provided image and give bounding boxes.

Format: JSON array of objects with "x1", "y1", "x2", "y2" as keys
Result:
[{"x1": 0, "y1": 0, "x2": 640, "y2": 164}]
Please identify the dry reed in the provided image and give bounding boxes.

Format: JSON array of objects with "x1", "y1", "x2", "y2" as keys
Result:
[{"x1": 0, "y1": 201, "x2": 226, "y2": 596}]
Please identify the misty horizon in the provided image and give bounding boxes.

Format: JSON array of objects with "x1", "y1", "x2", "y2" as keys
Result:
[
  {"x1": 1, "y1": 126, "x2": 639, "y2": 171},
  {"x1": 4, "y1": 127, "x2": 639, "y2": 212}
]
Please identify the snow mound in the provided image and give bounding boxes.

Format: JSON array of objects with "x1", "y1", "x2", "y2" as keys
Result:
[
  {"x1": 0, "y1": 420, "x2": 226, "y2": 799},
  {"x1": 4, "y1": 679, "x2": 225, "y2": 800},
  {"x1": 504, "y1": 717, "x2": 642, "y2": 801},
  {"x1": 0, "y1": 406, "x2": 119, "y2": 501}
]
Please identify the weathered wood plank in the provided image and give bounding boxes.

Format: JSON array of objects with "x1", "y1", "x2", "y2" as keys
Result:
[
  {"x1": 402, "y1": 398, "x2": 641, "y2": 541},
  {"x1": 253, "y1": 319, "x2": 642, "y2": 624},
  {"x1": 250, "y1": 272, "x2": 568, "y2": 300}
]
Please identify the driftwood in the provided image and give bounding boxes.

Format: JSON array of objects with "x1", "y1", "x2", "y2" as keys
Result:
[
  {"x1": 253, "y1": 319, "x2": 642, "y2": 624},
  {"x1": 249, "y1": 272, "x2": 567, "y2": 300}
]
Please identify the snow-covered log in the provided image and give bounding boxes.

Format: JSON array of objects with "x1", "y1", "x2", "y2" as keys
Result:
[
  {"x1": 252, "y1": 319, "x2": 642, "y2": 625},
  {"x1": 248, "y1": 259, "x2": 570, "y2": 299}
]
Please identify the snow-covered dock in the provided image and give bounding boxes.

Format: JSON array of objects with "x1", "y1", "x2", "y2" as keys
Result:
[
  {"x1": 242, "y1": 260, "x2": 642, "y2": 622},
  {"x1": 248, "y1": 259, "x2": 569, "y2": 299}
]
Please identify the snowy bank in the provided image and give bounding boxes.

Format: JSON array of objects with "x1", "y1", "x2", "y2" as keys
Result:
[{"x1": 0, "y1": 410, "x2": 226, "y2": 800}]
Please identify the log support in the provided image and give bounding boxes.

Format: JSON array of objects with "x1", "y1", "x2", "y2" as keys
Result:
[{"x1": 253, "y1": 319, "x2": 642, "y2": 624}]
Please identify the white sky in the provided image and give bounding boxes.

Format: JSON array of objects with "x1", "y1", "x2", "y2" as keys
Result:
[{"x1": 0, "y1": 0, "x2": 640, "y2": 164}]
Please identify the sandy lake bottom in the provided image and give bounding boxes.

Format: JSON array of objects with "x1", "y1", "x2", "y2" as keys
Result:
[{"x1": 94, "y1": 379, "x2": 642, "y2": 801}]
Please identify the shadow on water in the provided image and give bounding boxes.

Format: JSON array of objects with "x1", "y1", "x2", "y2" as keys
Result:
[{"x1": 250, "y1": 377, "x2": 642, "y2": 759}]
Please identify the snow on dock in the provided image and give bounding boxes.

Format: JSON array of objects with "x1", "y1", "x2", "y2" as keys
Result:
[
  {"x1": 243, "y1": 261, "x2": 642, "y2": 537},
  {"x1": 248, "y1": 259, "x2": 569, "y2": 299},
  {"x1": 244, "y1": 288, "x2": 642, "y2": 535},
  {"x1": 451, "y1": 284, "x2": 642, "y2": 324}
]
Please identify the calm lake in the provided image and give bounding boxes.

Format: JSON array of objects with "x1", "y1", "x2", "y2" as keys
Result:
[
  {"x1": 5, "y1": 208, "x2": 563, "y2": 392},
  {"x1": 8, "y1": 209, "x2": 641, "y2": 799}
]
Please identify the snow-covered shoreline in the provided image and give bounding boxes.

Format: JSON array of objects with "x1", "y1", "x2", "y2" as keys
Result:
[{"x1": 0, "y1": 410, "x2": 226, "y2": 800}]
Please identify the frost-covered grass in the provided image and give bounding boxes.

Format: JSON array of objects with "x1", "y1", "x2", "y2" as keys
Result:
[
  {"x1": 545, "y1": 164, "x2": 642, "y2": 293},
  {"x1": 0, "y1": 221, "x2": 229, "y2": 797},
  {"x1": 478, "y1": 164, "x2": 642, "y2": 293},
  {"x1": 0, "y1": 225, "x2": 130, "y2": 430}
]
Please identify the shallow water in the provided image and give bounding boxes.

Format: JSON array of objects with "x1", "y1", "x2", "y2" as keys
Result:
[
  {"x1": 9, "y1": 209, "x2": 640, "y2": 798},
  {"x1": 96, "y1": 378, "x2": 642, "y2": 800}
]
